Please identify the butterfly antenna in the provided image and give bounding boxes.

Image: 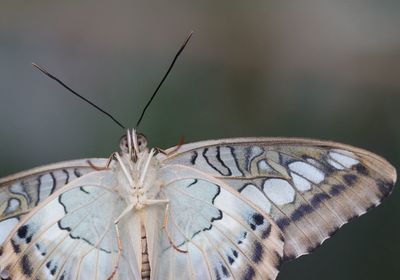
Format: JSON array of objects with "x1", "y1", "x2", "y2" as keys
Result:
[
  {"x1": 135, "y1": 31, "x2": 194, "y2": 128},
  {"x1": 32, "y1": 63, "x2": 126, "y2": 129}
]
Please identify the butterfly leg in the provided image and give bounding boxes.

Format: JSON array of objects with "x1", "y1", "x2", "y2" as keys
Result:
[
  {"x1": 107, "y1": 204, "x2": 135, "y2": 280},
  {"x1": 107, "y1": 222, "x2": 123, "y2": 280},
  {"x1": 163, "y1": 203, "x2": 188, "y2": 254},
  {"x1": 107, "y1": 200, "x2": 170, "y2": 279},
  {"x1": 85, "y1": 151, "x2": 120, "y2": 171},
  {"x1": 86, "y1": 159, "x2": 110, "y2": 171},
  {"x1": 107, "y1": 152, "x2": 119, "y2": 168},
  {"x1": 155, "y1": 136, "x2": 185, "y2": 156}
]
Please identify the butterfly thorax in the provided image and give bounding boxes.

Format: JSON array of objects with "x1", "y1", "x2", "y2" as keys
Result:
[
  {"x1": 113, "y1": 149, "x2": 163, "y2": 211},
  {"x1": 115, "y1": 130, "x2": 165, "y2": 211}
]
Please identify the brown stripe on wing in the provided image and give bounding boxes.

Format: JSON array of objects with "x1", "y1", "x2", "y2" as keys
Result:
[{"x1": 281, "y1": 157, "x2": 396, "y2": 260}]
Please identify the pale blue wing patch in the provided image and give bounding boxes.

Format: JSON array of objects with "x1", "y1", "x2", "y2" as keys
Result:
[
  {"x1": 155, "y1": 165, "x2": 284, "y2": 280},
  {"x1": 0, "y1": 218, "x2": 19, "y2": 244}
]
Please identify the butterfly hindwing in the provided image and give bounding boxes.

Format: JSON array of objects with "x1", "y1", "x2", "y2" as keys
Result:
[
  {"x1": 160, "y1": 138, "x2": 396, "y2": 260},
  {"x1": 0, "y1": 159, "x2": 107, "y2": 245},
  {"x1": 0, "y1": 169, "x2": 134, "y2": 280},
  {"x1": 154, "y1": 164, "x2": 284, "y2": 280}
]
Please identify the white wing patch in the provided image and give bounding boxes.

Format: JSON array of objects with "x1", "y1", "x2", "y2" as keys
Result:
[
  {"x1": 4, "y1": 199, "x2": 21, "y2": 215},
  {"x1": 0, "y1": 218, "x2": 19, "y2": 243},
  {"x1": 329, "y1": 149, "x2": 359, "y2": 168},
  {"x1": 263, "y1": 179, "x2": 295, "y2": 205},
  {"x1": 291, "y1": 173, "x2": 312, "y2": 192},
  {"x1": 38, "y1": 173, "x2": 56, "y2": 202},
  {"x1": 219, "y1": 146, "x2": 244, "y2": 176},
  {"x1": 240, "y1": 184, "x2": 272, "y2": 213},
  {"x1": 327, "y1": 158, "x2": 345, "y2": 170},
  {"x1": 288, "y1": 161, "x2": 325, "y2": 184},
  {"x1": 257, "y1": 160, "x2": 273, "y2": 172}
]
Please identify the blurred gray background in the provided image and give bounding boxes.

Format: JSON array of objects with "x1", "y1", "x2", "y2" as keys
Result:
[{"x1": 0, "y1": 0, "x2": 399, "y2": 279}]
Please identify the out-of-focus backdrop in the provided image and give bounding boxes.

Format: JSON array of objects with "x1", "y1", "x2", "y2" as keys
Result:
[{"x1": 0, "y1": 1, "x2": 399, "y2": 279}]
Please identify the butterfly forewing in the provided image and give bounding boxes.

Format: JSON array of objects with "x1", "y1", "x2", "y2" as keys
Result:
[
  {"x1": 159, "y1": 138, "x2": 396, "y2": 260},
  {"x1": 0, "y1": 159, "x2": 106, "y2": 244}
]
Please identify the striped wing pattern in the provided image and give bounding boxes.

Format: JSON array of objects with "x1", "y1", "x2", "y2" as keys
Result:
[
  {"x1": 161, "y1": 138, "x2": 396, "y2": 261},
  {"x1": 0, "y1": 159, "x2": 106, "y2": 244}
]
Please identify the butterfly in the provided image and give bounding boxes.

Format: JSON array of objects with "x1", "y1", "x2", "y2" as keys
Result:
[{"x1": 0, "y1": 128, "x2": 396, "y2": 280}]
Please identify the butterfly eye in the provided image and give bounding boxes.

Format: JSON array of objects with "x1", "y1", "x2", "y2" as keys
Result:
[
  {"x1": 119, "y1": 135, "x2": 129, "y2": 153},
  {"x1": 137, "y1": 133, "x2": 148, "y2": 152}
]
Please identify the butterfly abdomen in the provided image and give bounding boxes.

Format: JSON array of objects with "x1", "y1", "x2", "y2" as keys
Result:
[{"x1": 141, "y1": 223, "x2": 151, "y2": 280}]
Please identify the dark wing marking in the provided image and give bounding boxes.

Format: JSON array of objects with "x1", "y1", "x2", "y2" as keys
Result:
[{"x1": 160, "y1": 138, "x2": 396, "y2": 261}]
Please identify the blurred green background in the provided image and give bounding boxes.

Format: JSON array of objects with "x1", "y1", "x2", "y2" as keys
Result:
[{"x1": 0, "y1": 0, "x2": 399, "y2": 279}]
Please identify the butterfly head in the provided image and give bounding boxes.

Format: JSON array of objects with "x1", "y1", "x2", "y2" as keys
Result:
[{"x1": 119, "y1": 129, "x2": 149, "y2": 161}]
